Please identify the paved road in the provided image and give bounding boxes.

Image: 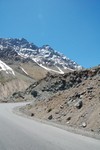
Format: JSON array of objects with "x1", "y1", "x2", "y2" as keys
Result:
[{"x1": 0, "y1": 102, "x2": 100, "y2": 150}]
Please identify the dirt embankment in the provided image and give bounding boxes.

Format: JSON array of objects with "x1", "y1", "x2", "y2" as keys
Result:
[
  {"x1": 21, "y1": 66, "x2": 100, "y2": 134},
  {"x1": 0, "y1": 79, "x2": 31, "y2": 102}
]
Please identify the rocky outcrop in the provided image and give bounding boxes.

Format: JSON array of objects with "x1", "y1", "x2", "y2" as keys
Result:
[
  {"x1": 17, "y1": 66, "x2": 100, "y2": 101},
  {"x1": 0, "y1": 47, "x2": 18, "y2": 60}
]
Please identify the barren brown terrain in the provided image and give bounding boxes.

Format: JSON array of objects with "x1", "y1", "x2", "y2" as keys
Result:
[{"x1": 21, "y1": 66, "x2": 100, "y2": 134}]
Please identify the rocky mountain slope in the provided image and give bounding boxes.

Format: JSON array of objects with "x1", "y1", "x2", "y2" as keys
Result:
[
  {"x1": 17, "y1": 66, "x2": 100, "y2": 134},
  {"x1": 0, "y1": 37, "x2": 83, "y2": 101},
  {"x1": 0, "y1": 59, "x2": 35, "y2": 102}
]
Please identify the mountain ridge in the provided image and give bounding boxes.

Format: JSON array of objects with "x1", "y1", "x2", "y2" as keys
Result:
[{"x1": 0, "y1": 38, "x2": 82, "y2": 74}]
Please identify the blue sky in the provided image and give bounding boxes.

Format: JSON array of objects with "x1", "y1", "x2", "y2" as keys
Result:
[{"x1": 0, "y1": 0, "x2": 100, "y2": 68}]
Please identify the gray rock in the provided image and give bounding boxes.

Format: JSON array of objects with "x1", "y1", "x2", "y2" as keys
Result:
[
  {"x1": 55, "y1": 111, "x2": 59, "y2": 114},
  {"x1": 82, "y1": 122, "x2": 87, "y2": 128},
  {"x1": 48, "y1": 115, "x2": 53, "y2": 120},
  {"x1": 47, "y1": 108, "x2": 52, "y2": 113},
  {"x1": 66, "y1": 117, "x2": 71, "y2": 121},
  {"x1": 31, "y1": 113, "x2": 34, "y2": 117},
  {"x1": 74, "y1": 99, "x2": 83, "y2": 109},
  {"x1": 31, "y1": 90, "x2": 38, "y2": 97},
  {"x1": 87, "y1": 86, "x2": 93, "y2": 90},
  {"x1": 67, "y1": 99, "x2": 73, "y2": 107},
  {"x1": 60, "y1": 105, "x2": 64, "y2": 109}
]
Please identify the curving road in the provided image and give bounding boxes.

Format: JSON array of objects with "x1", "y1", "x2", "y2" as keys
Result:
[{"x1": 0, "y1": 102, "x2": 100, "y2": 150}]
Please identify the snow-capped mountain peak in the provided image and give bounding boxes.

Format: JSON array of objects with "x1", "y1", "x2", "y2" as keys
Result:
[{"x1": 0, "y1": 38, "x2": 82, "y2": 74}]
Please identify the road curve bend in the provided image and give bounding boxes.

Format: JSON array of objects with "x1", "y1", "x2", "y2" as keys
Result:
[{"x1": 0, "y1": 102, "x2": 100, "y2": 150}]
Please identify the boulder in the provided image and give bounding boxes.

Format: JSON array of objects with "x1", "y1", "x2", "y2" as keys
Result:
[
  {"x1": 82, "y1": 122, "x2": 87, "y2": 128},
  {"x1": 74, "y1": 99, "x2": 83, "y2": 109},
  {"x1": 31, "y1": 113, "x2": 34, "y2": 117},
  {"x1": 31, "y1": 90, "x2": 38, "y2": 97},
  {"x1": 48, "y1": 115, "x2": 53, "y2": 120},
  {"x1": 47, "y1": 108, "x2": 52, "y2": 113}
]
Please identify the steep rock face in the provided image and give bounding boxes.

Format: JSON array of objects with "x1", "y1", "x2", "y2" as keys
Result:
[
  {"x1": 26, "y1": 66, "x2": 100, "y2": 94},
  {"x1": 10, "y1": 66, "x2": 100, "y2": 102},
  {"x1": 0, "y1": 47, "x2": 18, "y2": 59}
]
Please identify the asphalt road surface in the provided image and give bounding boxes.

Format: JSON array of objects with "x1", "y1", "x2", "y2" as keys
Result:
[{"x1": 0, "y1": 102, "x2": 100, "y2": 150}]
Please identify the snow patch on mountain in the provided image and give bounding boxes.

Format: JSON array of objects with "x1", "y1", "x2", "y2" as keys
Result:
[
  {"x1": 0, "y1": 60, "x2": 15, "y2": 75},
  {"x1": 16, "y1": 45, "x2": 82, "y2": 71},
  {"x1": 33, "y1": 58, "x2": 64, "y2": 74},
  {"x1": 0, "y1": 45, "x2": 4, "y2": 50},
  {"x1": 20, "y1": 67, "x2": 29, "y2": 75}
]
